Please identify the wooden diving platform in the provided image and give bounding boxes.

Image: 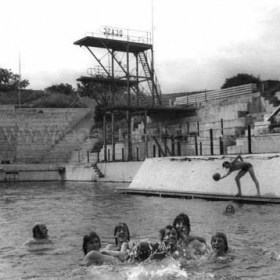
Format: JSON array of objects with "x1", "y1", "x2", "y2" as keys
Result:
[
  {"x1": 116, "y1": 188, "x2": 280, "y2": 204},
  {"x1": 74, "y1": 36, "x2": 152, "y2": 53},
  {"x1": 77, "y1": 76, "x2": 138, "y2": 87}
]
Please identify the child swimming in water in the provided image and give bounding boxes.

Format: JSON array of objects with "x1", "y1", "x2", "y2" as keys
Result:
[
  {"x1": 220, "y1": 154, "x2": 260, "y2": 197},
  {"x1": 126, "y1": 240, "x2": 158, "y2": 263},
  {"x1": 225, "y1": 204, "x2": 235, "y2": 214},
  {"x1": 173, "y1": 213, "x2": 206, "y2": 246},
  {"x1": 211, "y1": 232, "x2": 228, "y2": 257},
  {"x1": 149, "y1": 225, "x2": 180, "y2": 261},
  {"x1": 83, "y1": 231, "x2": 120, "y2": 265},
  {"x1": 25, "y1": 223, "x2": 53, "y2": 245},
  {"x1": 102, "y1": 222, "x2": 131, "y2": 261}
]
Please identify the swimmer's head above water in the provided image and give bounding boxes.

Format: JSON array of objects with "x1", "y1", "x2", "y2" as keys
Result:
[
  {"x1": 211, "y1": 232, "x2": 228, "y2": 256},
  {"x1": 32, "y1": 223, "x2": 49, "y2": 240},
  {"x1": 225, "y1": 205, "x2": 235, "y2": 214},
  {"x1": 83, "y1": 231, "x2": 101, "y2": 255},
  {"x1": 173, "y1": 213, "x2": 191, "y2": 237},
  {"x1": 160, "y1": 225, "x2": 179, "y2": 247},
  {"x1": 114, "y1": 222, "x2": 130, "y2": 246}
]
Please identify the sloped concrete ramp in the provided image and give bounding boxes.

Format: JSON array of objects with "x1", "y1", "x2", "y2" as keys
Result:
[{"x1": 121, "y1": 154, "x2": 280, "y2": 204}]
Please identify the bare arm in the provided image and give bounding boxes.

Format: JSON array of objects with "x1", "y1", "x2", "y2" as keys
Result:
[
  {"x1": 101, "y1": 242, "x2": 129, "y2": 261},
  {"x1": 232, "y1": 154, "x2": 243, "y2": 163},
  {"x1": 83, "y1": 251, "x2": 120, "y2": 266},
  {"x1": 220, "y1": 170, "x2": 232, "y2": 180},
  {"x1": 187, "y1": 235, "x2": 206, "y2": 244}
]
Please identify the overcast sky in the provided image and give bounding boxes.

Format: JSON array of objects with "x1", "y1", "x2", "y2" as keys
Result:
[{"x1": 2, "y1": 0, "x2": 280, "y2": 93}]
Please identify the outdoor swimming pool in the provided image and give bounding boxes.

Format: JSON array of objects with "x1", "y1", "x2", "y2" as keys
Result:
[{"x1": 0, "y1": 181, "x2": 279, "y2": 279}]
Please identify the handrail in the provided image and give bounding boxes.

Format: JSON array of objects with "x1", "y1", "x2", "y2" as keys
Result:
[
  {"x1": 85, "y1": 26, "x2": 152, "y2": 45},
  {"x1": 174, "y1": 84, "x2": 257, "y2": 106}
]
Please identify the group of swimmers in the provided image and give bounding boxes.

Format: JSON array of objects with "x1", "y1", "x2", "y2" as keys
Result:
[
  {"x1": 82, "y1": 213, "x2": 230, "y2": 266},
  {"x1": 25, "y1": 212, "x2": 234, "y2": 267}
]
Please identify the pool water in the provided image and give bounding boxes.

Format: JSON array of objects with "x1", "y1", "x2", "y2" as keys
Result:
[{"x1": 0, "y1": 181, "x2": 279, "y2": 280}]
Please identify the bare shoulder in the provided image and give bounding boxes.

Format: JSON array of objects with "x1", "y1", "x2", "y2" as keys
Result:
[
  {"x1": 104, "y1": 244, "x2": 116, "y2": 250},
  {"x1": 84, "y1": 251, "x2": 120, "y2": 266},
  {"x1": 25, "y1": 239, "x2": 53, "y2": 246}
]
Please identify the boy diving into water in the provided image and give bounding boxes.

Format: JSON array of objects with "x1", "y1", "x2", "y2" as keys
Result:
[{"x1": 220, "y1": 155, "x2": 261, "y2": 197}]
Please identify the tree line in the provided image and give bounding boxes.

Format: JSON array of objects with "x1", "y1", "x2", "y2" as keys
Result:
[{"x1": 1, "y1": 67, "x2": 280, "y2": 100}]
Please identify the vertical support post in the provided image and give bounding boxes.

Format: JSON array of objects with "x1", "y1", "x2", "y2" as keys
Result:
[
  {"x1": 153, "y1": 145, "x2": 156, "y2": 157},
  {"x1": 197, "y1": 122, "x2": 200, "y2": 136},
  {"x1": 248, "y1": 125, "x2": 252, "y2": 154},
  {"x1": 164, "y1": 136, "x2": 167, "y2": 156},
  {"x1": 127, "y1": 111, "x2": 133, "y2": 161},
  {"x1": 127, "y1": 47, "x2": 130, "y2": 106},
  {"x1": 111, "y1": 50, "x2": 115, "y2": 105},
  {"x1": 200, "y1": 142, "x2": 202, "y2": 155},
  {"x1": 103, "y1": 114, "x2": 107, "y2": 162},
  {"x1": 219, "y1": 136, "x2": 224, "y2": 155},
  {"x1": 126, "y1": 45, "x2": 133, "y2": 161},
  {"x1": 171, "y1": 136, "x2": 175, "y2": 155},
  {"x1": 108, "y1": 149, "x2": 110, "y2": 162},
  {"x1": 136, "y1": 147, "x2": 139, "y2": 161},
  {"x1": 195, "y1": 135, "x2": 198, "y2": 155},
  {"x1": 210, "y1": 128, "x2": 214, "y2": 155},
  {"x1": 144, "y1": 110, "x2": 148, "y2": 158},
  {"x1": 122, "y1": 148, "x2": 124, "y2": 161},
  {"x1": 177, "y1": 141, "x2": 181, "y2": 156},
  {"x1": 87, "y1": 151, "x2": 89, "y2": 163},
  {"x1": 151, "y1": 46, "x2": 155, "y2": 106},
  {"x1": 221, "y1": 118, "x2": 224, "y2": 135},
  {"x1": 136, "y1": 53, "x2": 139, "y2": 106},
  {"x1": 111, "y1": 112, "x2": 115, "y2": 161}
]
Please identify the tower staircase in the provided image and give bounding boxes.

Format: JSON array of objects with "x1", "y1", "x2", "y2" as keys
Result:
[{"x1": 138, "y1": 51, "x2": 162, "y2": 106}]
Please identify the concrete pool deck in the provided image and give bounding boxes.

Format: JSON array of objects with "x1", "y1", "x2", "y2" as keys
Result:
[{"x1": 116, "y1": 153, "x2": 280, "y2": 204}]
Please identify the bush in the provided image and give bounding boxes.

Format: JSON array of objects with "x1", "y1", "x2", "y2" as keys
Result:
[
  {"x1": 30, "y1": 93, "x2": 87, "y2": 108},
  {"x1": 0, "y1": 90, "x2": 45, "y2": 105}
]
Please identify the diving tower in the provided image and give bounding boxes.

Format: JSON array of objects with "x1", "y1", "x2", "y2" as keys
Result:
[
  {"x1": 74, "y1": 27, "x2": 162, "y2": 107},
  {"x1": 74, "y1": 27, "x2": 196, "y2": 161}
]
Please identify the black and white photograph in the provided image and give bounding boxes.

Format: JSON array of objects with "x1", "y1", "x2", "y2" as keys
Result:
[{"x1": 0, "y1": 0, "x2": 280, "y2": 279}]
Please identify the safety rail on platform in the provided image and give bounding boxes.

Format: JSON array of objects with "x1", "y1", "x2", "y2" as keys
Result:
[
  {"x1": 85, "y1": 26, "x2": 152, "y2": 45},
  {"x1": 97, "y1": 115, "x2": 280, "y2": 162},
  {"x1": 174, "y1": 84, "x2": 258, "y2": 107}
]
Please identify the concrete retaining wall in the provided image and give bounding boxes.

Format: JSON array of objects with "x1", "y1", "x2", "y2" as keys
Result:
[
  {"x1": 0, "y1": 162, "x2": 142, "y2": 182},
  {"x1": 98, "y1": 162, "x2": 143, "y2": 182},
  {"x1": 0, "y1": 164, "x2": 62, "y2": 181},
  {"x1": 64, "y1": 165, "x2": 98, "y2": 181},
  {"x1": 129, "y1": 154, "x2": 280, "y2": 197}
]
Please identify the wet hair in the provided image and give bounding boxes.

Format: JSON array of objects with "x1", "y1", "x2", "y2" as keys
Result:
[
  {"x1": 222, "y1": 161, "x2": 231, "y2": 168},
  {"x1": 211, "y1": 232, "x2": 228, "y2": 253},
  {"x1": 226, "y1": 205, "x2": 235, "y2": 213},
  {"x1": 159, "y1": 225, "x2": 179, "y2": 242},
  {"x1": 173, "y1": 213, "x2": 191, "y2": 234},
  {"x1": 82, "y1": 231, "x2": 101, "y2": 255},
  {"x1": 134, "y1": 241, "x2": 153, "y2": 261},
  {"x1": 32, "y1": 223, "x2": 47, "y2": 239},
  {"x1": 114, "y1": 223, "x2": 130, "y2": 245}
]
